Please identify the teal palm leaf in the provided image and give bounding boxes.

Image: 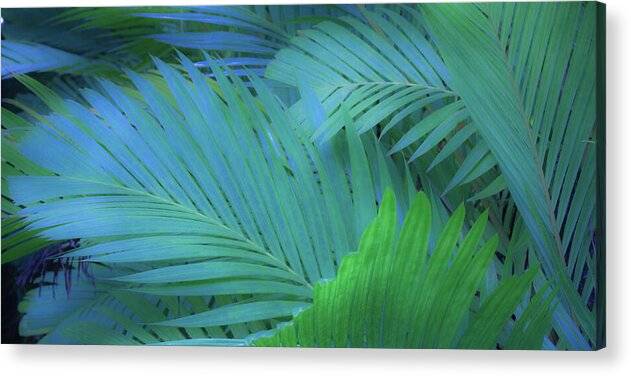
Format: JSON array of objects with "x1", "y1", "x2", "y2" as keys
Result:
[
  {"x1": 1, "y1": 41, "x2": 90, "y2": 79},
  {"x1": 265, "y1": 5, "x2": 501, "y2": 199},
  {"x1": 4, "y1": 56, "x2": 413, "y2": 342}
]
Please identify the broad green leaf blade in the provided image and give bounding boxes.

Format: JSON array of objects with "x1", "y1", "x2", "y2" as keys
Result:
[{"x1": 253, "y1": 190, "x2": 544, "y2": 349}]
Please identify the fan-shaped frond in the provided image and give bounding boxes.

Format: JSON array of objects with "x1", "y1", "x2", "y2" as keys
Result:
[{"x1": 252, "y1": 190, "x2": 551, "y2": 349}]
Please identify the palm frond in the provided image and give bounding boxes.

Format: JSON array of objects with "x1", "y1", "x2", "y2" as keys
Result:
[
  {"x1": 2, "y1": 108, "x2": 56, "y2": 263},
  {"x1": 5, "y1": 56, "x2": 413, "y2": 340},
  {"x1": 252, "y1": 190, "x2": 549, "y2": 349},
  {"x1": 1, "y1": 41, "x2": 90, "y2": 79},
  {"x1": 0, "y1": 2, "x2": 602, "y2": 350},
  {"x1": 421, "y1": 2, "x2": 598, "y2": 346},
  {"x1": 264, "y1": 5, "x2": 502, "y2": 199}
]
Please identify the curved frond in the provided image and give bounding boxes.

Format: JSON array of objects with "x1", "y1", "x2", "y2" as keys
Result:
[
  {"x1": 265, "y1": 5, "x2": 502, "y2": 199},
  {"x1": 5, "y1": 56, "x2": 412, "y2": 339}
]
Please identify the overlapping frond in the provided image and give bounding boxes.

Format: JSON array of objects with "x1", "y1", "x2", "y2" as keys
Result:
[
  {"x1": 264, "y1": 5, "x2": 503, "y2": 200},
  {"x1": 252, "y1": 190, "x2": 550, "y2": 349},
  {"x1": 422, "y1": 2, "x2": 599, "y2": 347},
  {"x1": 1, "y1": 2, "x2": 601, "y2": 350}
]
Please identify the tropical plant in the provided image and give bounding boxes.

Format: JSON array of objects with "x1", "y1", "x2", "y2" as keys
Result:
[
  {"x1": 1, "y1": 1, "x2": 603, "y2": 350},
  {"x1": 252, "y1": 189, "x2": 553, "y2": 349},
  {"x1": 4, "y1": 56, "x2": 417, "y2": 344}
]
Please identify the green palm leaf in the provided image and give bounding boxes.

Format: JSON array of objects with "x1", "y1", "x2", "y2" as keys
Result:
[{"x1": 252, "y1": 190, "x2": 548, "y2": 349}]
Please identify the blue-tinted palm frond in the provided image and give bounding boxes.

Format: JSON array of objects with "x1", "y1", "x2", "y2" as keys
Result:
[
  {"x1": 4, "y1": 57, "x2": 417, "y2": 343},
  {"x1": 1, "y1": 41, "x2": 89, "y2": 79}
]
